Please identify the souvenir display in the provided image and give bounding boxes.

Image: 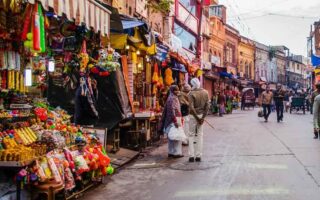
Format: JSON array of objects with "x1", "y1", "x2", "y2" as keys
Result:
[{"x1": 0, "y1": 0, "x2": 184, "y2": 199}]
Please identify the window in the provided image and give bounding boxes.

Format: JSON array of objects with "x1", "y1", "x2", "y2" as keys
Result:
[
  {"x1": 179, "y1": 0, "x2": 196, "y2": 15},
  {"x1": 226, "y1": 46, "x2": 233, "y2": 63},
  {"x1": 174, "y1": 22, "x2": 197, "y2": 53},
  {"x1": 209, "y1": 5, "x2": 223, "y2": 18}
]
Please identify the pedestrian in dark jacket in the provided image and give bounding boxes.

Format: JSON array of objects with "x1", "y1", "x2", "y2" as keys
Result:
[
  {"x1": 273, "y1": 84, "x2": 285, "y2": 122},
  {"x1": 217, "y1": 91, "x2": 226, "y2": 117}
]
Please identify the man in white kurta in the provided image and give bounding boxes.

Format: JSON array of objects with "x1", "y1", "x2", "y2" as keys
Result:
[{"x1": 188, "y1": 78, "x2": 209, "y2": 162}]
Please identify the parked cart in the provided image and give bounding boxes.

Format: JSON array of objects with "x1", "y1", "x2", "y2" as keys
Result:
[{"x1": 290, "y1": 97, "x2": 306, "y2": 114}]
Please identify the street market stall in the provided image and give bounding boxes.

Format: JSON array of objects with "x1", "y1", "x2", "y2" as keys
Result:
[{"x1": 0, "y1": 1, "x2": 118, "y2": 199}]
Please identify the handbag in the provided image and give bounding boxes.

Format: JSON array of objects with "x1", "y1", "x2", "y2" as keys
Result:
[{"x1": 258, "y1": 109, "x2": 264, "y2": 118}]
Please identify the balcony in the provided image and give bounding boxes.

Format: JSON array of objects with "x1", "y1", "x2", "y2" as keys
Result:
[{"x1": 176, "y1": 3, "x2": 198, "y2": 34}]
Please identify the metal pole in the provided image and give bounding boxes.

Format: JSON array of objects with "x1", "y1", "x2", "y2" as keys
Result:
[{"x1": 196, "y1": 0, "x2": 204, "y2": 59}]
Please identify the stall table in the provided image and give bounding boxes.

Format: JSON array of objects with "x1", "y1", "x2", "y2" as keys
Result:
[{"x1": 132, "y1": 112, "x2": 156, "y2": 148}]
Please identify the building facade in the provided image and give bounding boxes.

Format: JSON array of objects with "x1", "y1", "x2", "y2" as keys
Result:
[
  {"x1": 276, "y1": 51, "x2": 287, "y2": 85},
  {"x1": 225, "y1": 24, "x2": 239, "y2": 76},
  {"x1": 254, "y1": 42, "x2": 269, "y2": 82},
  {"x1": 238, "y1": 36, "x2": 255, "y2": 80},
  {"x1": 287, "y1": 55, "x2": 307, "y2": 89},
  {"x1": 314, "y1": 21, "x2": 320, "y2": 56},
  {"x1": 208, "y1": 5, "x2": 226, "y2": 68}
]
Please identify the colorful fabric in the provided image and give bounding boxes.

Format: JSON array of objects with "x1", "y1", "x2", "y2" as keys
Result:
[{"x1": 161, "y1": 86, "x2": 182, "y2": 131}]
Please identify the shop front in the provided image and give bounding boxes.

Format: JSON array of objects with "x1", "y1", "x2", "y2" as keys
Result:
[{"x1": 0, "y1": 1, "x2": 122, "y2": 199}]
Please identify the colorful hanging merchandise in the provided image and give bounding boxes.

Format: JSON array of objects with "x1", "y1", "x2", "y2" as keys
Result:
[
  {"x1": 152, "y1": 63, "x2": 159, "y2": 95},
  {"x1": 164, "y1": 68, "x2": 174, "y2": 86},
  {"x1": 78, "y1": 40, "x2": 90, "y2": 73},
  {"x1": 90, "y1": 46, "x2": 121, "y2": 76},
  {"x1": 22, "y1": 3, "x2": 46, "y2": 53}
]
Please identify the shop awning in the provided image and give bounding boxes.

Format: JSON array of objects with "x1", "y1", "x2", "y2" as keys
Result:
[
  {"x1": 260, "y1": 77, "x2": 267, "y2": 82},
  {"x1": 312, "y1": 54, "x2": 320, "y2": 67},
  {"x1": 204, "y1": 71, "x2": 220, "y2": 80},
  {"x1": 219, "y1": 72, "x2": 233, "y2": 79},
  {"x1": 202, "y1": 62, "x2": 212, "y2": 70},
  {"x1": 122, "y1": 20, "x2": 145, "y2": 29},
  {"x1": 28, "y1": 0, "x2": 111, "y2": 36}
]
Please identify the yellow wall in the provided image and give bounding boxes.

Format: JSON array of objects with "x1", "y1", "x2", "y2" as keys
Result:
[
  {"x1": 238, "y1": 38, "x2": 255, "y2": 80},
  {"x1": 209, "y1": 17, "x2": 226, "y2": 67}
]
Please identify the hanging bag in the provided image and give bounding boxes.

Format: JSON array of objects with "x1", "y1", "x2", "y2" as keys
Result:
[{"x1": 167, "y1": 118, "x2": 187, "y2": 141}]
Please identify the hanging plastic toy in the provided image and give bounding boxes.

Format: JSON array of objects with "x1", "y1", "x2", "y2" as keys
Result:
[{"x1": 79, "y1": 40, "x2": 89, "y2": 73}]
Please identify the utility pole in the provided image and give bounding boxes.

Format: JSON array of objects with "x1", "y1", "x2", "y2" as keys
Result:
[{"x1": 196, "y1": 0, "x2": 204, "y2": 60}]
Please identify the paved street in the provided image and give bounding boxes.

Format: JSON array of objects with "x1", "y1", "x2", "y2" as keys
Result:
[{"x1": 84, "y1": 109, "x2": 320, "y2": 200}]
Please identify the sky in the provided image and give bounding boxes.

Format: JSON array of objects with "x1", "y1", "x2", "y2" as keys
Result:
[{"x1": 219, "y1": 0, "x2": 320, "y2": 56}]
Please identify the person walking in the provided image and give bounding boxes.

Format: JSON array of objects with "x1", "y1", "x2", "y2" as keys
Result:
[
  {"x1": 313, "y1": 93, "x2": 320, "y2": 139},
  {"x1": 311, "y1": 83, "x2": 320, "y2": 139},
  {"x1": 178, "y1": 84, "x2": 191, "y2": 145},
  {"x1": 160, "y1": 85, "x2": 184, "y2": 158},
  {"x1": 311, "y1": 83, "x2": 320, "y2": 115},
  {"x1": 217, "y1": 91, "x2": 226, "y2": 117},
  {"x1": 261, "y1": 86, "x2": 273, "y2": 122},
  {"x1": 274, "y1": 84, "x2": 285, "y2": 122},
  {"x1": 188, "y1": 78, "x2": 209, "y2": 162}
]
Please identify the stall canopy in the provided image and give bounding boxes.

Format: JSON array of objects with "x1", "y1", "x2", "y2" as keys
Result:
[
  {"x1": 312, "y1": 54, "x2": 320, "y2": 67},
  {"x1": 109, "y1": 15, "x2": 156, "y2": 54},
  {"x1": 219, "y1": 71, "x2": 233, "y2": 79},
  {"x1": 28, "y1": 0, "x2": 111, "y2": 36}
]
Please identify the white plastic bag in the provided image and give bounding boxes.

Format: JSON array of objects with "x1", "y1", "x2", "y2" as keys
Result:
[{"x1": 168, "y1": 125, "x2": 187, "y2": 141}]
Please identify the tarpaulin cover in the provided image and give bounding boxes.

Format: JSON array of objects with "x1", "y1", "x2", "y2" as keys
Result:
[
  {"x1": 312, "y1": 54, "x2": 320, "y2": 67},
  {"x1": 93, "y1": 68, "x2": 132, "y2": 129},
  {"x1": 219, "y1": 71, "x2": 233, "y2": 79},
  {"x1": 156, "y1": 43, "x2": 169, "y2": 61},
  {"x1": 122, "y1": 20, "x2": 145, "y2": 29},
  {"x1": 47, "y1": 68, "x2": 131, "y2": 130},
  {"x1": 109, "y1": 33, "x2": 128, "y2": 49},
  {"x1": 128, "y1": 28, "x2": 156, "y2": 54}
]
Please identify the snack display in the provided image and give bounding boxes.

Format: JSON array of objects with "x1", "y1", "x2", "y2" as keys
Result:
[{"x1": 0, "y1": 101, "x2": 113, "y2": 196}]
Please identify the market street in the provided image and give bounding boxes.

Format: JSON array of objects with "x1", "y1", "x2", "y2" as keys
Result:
[{"x1": 83, "y1": 109, "x2": 320, "y2": 200}]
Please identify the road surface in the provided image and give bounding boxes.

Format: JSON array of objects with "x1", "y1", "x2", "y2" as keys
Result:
[{"x1": 84, "y1": 109, "x2": 320, "y2": 200}]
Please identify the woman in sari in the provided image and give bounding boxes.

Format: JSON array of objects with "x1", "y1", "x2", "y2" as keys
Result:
[{"x1": 160, "y1": 85, "x2": 184, "y2": 158}]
